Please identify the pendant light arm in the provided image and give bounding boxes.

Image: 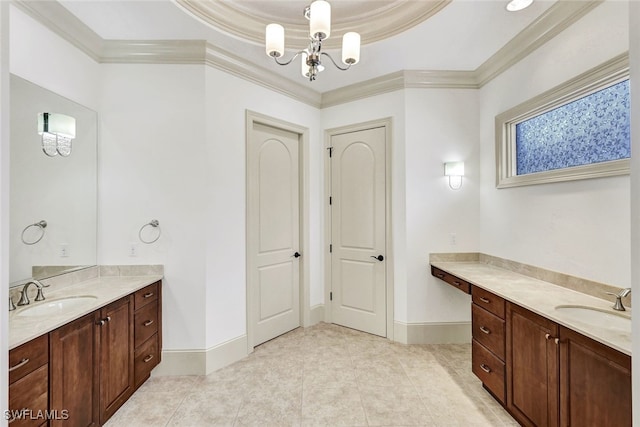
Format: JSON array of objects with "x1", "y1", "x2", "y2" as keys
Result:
[
  {"x1": 320, "y1": 52, "x2": 352, "y2": 71},
  {"x1": 273, "y1": 50, "x2": 308, "y2": 66}
]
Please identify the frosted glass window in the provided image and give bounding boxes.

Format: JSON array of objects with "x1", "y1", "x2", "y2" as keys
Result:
[{"x1": 515, "y1": 80, "x2": 630, "y2": 175}]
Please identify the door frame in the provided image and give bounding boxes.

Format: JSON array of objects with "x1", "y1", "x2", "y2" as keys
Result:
[
  {"x1": 323, "y1": 118, "x2": 394, "y2": 341},
  {"x1": 245, "y1": 110, "x2": 310, "y2": 352}
]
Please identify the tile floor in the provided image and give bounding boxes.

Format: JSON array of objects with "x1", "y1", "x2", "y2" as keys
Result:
[{"x1": 105, "y1": 323, "x2": 518, "y2": 426}]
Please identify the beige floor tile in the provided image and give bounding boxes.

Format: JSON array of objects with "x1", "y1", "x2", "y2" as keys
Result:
[{"x1": 107, "y1": 323, "x2": 518, "y2": 426}]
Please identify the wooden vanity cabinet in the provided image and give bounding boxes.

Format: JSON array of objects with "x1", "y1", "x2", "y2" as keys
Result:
[
  {"x1": 506, "y1": 302, "x2": 559, "y2": 427},
  {"x1": 431, "y1": 266, "x2": 471, "y2": 294},
  {"x1": 559, "y1": 325, "x2": 631, "y2": 427},
  {"x1": 471, "y1": 287, "x2": 506, "y2": 404},
  {"x1": 133, "y1": 281, "x2": 162, "y2": 388},
  {"x1": 8, "y1": 334, "x2": 49, "y2": 427},
  {"x1": 50, "y1": 312, "x2": 100, "y2": 427},
  {"x1": 50, "y1": 296, "x2": 135, "y2": 426}
]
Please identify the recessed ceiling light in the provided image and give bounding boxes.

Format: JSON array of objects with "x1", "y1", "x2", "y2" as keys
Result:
[{"x1": 506, "y1": 0, "x2": 533, "y2": 12}]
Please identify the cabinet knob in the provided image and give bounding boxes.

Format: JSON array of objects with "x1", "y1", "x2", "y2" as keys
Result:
[
  {"x1": 545, "y1": 333, "x2": 550, "y2": 340},
  {"x1": 97, "y1": 320, "x2": 105, "y2": 326}
]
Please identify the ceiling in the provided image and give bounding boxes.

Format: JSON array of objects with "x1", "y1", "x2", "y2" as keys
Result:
[{"x1": 58, "y1": 0, "x2": 558, "y2": 93}]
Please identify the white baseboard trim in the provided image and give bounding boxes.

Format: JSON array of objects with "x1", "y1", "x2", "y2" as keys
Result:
[
  {"x1": 394, "y1": 321, "x2": 471, "y2": 345},
  {"x1": 152, "y1": 334, "x2": 248, "y2": 377},
  {"x1": 309, "y1": 304, "x2": 325, "y2": 325}
]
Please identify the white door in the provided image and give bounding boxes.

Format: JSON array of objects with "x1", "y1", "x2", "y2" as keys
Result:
[
  {"x1": 330, "y1": 126, "x2": 387, "y2": 337},
  {"x1": 248, "y1": 122, "x2": 300, "y2": 346}
]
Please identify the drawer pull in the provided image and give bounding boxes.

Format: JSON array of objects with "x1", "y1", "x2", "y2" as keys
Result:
[
  {"x1": 479, "y1": 326, "x2": 491, "y2": 334},
  {"x1": 480, "y1": 364, "x2": 491, "y2": 373},
  {"x1": 143, "y1": 354, "x2": 154, "y2": 363},
  {"x1": 453, "y1": 281, "x2": 461, "y2": 286},
  {"x1": 144, "y1": 292, "x2": 154, "y2": 298},
  {"x1": 144, "y1": 320, "x2": 154, "y2": 327},
  {"x1": 437, "y1": 273, "x2": 445, "y2": 278},
  {"x1": 8, "y1": 358, "x2": 29, "y2": 372},
  {"x1": 479, "y1": 297, "x2": 490, "y2": 303}
]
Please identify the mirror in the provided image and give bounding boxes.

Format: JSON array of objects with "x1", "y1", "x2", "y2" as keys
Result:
[{"x1": 10, "y1": 75, "x2": 97, "y2": 287}]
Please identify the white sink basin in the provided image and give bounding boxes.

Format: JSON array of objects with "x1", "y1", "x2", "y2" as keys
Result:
[
  {"x1": 554, "y1": 305, "x2": 631, "y2": 331},
  {"x1": 17, "y1": 296, "x2": 98, "y2": 317}
]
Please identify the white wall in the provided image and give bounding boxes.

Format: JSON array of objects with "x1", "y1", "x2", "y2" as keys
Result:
[
  {"x1": 203, "y1": 67, "x2": 321, "y2": 349},
  {"x1": 628, "y1": 0, "x2": 639, "y2": 422},
  {"x1": 478, "y1": 1, "x2": 631, "y2": 287},
  {"x1": 1, "y1": 2, "x2": 10, "y2": 422},
  {"x1": 405, "y1": 88, "x2": 480, "y2": 323},
  {"x1": 99, "y1": 64, "x2": 208, "y2": 351}
]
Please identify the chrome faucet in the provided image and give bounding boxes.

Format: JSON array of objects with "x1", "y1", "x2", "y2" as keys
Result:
[
  {"x1": 17, "y1": 279, "x2": 47, "y2": 306},
  {"x1": 606, "y1": 288, "x2": 631, "y2": 311}
]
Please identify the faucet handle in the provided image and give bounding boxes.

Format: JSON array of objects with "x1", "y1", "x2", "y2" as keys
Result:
[
  {"x1": 9, "y1": 296, "x2": 16, "y2": 311},
  {"x1": 605, "y1": 291, "x2": 627, "y2": 311},
  {"x1": 35, "y1": 287, "x2": 46, "y2": 302}
]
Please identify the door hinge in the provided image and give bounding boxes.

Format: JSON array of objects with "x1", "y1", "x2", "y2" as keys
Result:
[
  {"x1": 329, "y1": 196, "x2": 332, "y2": 205},
  {"x1": 327, "y1": 147, "x2": 333, "y2": 157},
  {"x1": 329, "y1": 244, "x2": 332, "y2": 253},
  {"x1": 330, "y1": 291, "x2": 333, "y2": 301}
]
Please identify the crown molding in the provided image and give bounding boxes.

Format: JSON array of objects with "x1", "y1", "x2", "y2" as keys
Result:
[
  {"x1": 101, "y1": 40, "x2": 207, "y2": 64},
  {"x1": 474, "y1": 0, "x2": 603, "y2": 87},
  {"x1": 204, "y1": 43, "x2": 322, "y2": 108},
  {"x1": 12, "y1": 0, "x2": 609, "y2": 109},
  {"x1": 175, "y1": 0, "x2": 451, "y2": 50},
  {"x1": 13, "y1": 0, "x2": 103, "y2": 62}
]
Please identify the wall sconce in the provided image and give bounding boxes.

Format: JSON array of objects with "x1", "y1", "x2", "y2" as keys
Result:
[
  {"x1": 38, "y1": 112, "x2": 76, "y2": 157},
  {"x1": 444, "y1": 161, "x2": 465, "y2": 190}
]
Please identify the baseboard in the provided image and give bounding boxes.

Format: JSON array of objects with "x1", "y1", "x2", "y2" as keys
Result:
[
  {"x1": 205, "y1": 334, "x2": 248, "y2": 375},
  {"x1": 309, "y1": 304, "x2": 325, "y2": 325},
  {"x1": 394, "y1": 321, "x2": 471, "y2": 344},
  {"x1": 152, "y1": 334, "x2": 248, "y2": 377}
]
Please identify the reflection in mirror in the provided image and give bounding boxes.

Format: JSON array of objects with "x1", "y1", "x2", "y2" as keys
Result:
[{"x1": 10, "y1": 75, "x2": 97, "y2": 287}]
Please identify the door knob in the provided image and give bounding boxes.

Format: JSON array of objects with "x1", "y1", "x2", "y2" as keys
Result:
[
  {"x1": 293, "y1": 252, "x2": 301, "y2": 258},
  {"x1": 371, "y1": 255, "x2": 384, "y2": 262}
]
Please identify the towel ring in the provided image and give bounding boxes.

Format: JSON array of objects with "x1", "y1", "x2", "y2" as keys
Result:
[
  {"x1": 21, "y1": 220, "x2": 47, "y2": 245},
  {"x1": 139, "y1": 219, "x2": 161, "y2": 244}
]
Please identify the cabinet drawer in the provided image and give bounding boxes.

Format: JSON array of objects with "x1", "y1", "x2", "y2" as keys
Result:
[
  {"x1": 472, "y1": 339, "x2": 505, "y2": 405},
  {"x1": 134, "y1": 282, "x2": 159, "y2": 310},
  {"x1": 134, "y1": 302, "x2": 159, "y2": 348},
  {"x1": 472, "y1": 304, "x2": 505, "y2": 360},
  {"x1": 9, "y1": 334, "x2": 48, "y2": 385},
  {"x1": 135, "y1": 334, "x2": 159, "y2": 387},
  {"x1": 431, "y1": 266, "x2": 471, "y2": 294},
  {"x1": 8, "y1": 364, "x2": 48, "y2": 426},
  {"x1": 472, "y1": 287, "x2": 505, "y2": 319}
]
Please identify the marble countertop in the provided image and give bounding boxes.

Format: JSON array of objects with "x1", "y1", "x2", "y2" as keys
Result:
[
  {"x1": 430, "y1": 261, "x2": 631, "y2": 356},
  {"x1": 9, "y1": 275, "x2": 162, "y2": 350}
]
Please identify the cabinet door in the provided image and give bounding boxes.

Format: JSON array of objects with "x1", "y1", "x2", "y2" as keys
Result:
[
  {"x1": 506, "y1": 303, "x2": 559, "y2": 427},
  {"x1": 99, "y1": 296, "x2": 134, "y2": 424},
  {"x1": 559, "y1": 326, "x2": 631, "y2": 427},
  {"x1": 50, "y1": 312, "x2": 100, "y2": 427}
]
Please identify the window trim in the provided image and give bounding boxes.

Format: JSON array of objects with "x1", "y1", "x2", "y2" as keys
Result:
[{"x1": 495, "y1": 53, "x2": 630, "y2": 189}]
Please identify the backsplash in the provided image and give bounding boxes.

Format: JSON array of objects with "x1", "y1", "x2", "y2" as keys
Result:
[{"x1": 429, "y1": 253, "x2": 631, "y2": 308}]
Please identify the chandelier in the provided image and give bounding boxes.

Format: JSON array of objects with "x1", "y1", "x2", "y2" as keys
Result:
[{"x1": 265, "y1": 0, "x2": 361, "y2": 81}]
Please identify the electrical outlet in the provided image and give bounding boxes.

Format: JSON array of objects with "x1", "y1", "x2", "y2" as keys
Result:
[
  {"x1": 129, "y1": 243, "x2": 138, "y2": 257},
  {"x1": 449, "y1": 233, "x2": 457, "y2": 246},
  {"x1": 60, "y1": 244, "x2": 69, "y2": 257}
]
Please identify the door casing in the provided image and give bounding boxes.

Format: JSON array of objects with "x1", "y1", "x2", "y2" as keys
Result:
[
  {"x1": 323, "y1": 118, "x2": 394, "y2": 340},
  {"x1": 245, "y1": 110, "x2": 310, "y2": 351}
]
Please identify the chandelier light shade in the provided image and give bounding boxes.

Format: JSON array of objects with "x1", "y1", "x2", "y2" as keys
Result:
[
  {"x1": 265, "y1": 0, "x2": 360, "y2": 81},
  {"x1": 265, "y1": 23, "x2": 284, "y2": 57}
]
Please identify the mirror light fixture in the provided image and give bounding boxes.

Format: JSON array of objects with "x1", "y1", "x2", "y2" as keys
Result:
[
  {"x1": 38, "y1": 112, "x2": 76, "y2": 157},
  {"x1": 265, "y1": 0, "x2": 360, "y2": 81},
  {"x1": 506, "y1": 0, "x2": 533, "y2": 12},
  {"x1": 444, "y1": 161, "x2": 465, "y2": 190}
]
